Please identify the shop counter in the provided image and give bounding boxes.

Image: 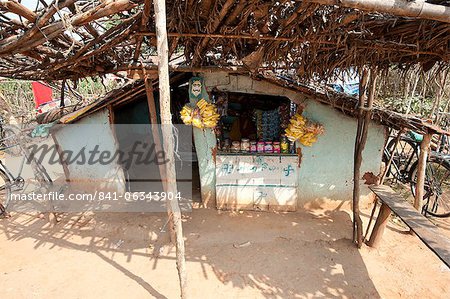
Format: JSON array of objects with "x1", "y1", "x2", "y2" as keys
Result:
[{"x1": 215, "y1": 153, "x2": 299, "y2": 211}]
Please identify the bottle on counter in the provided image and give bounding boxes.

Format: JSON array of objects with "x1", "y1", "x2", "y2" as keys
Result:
[
  {"x1": 280, "y1": 134, "x2": 289, "y2": 154},
  {"x1": 290, "y1": 141, "x2": 296, "y2": 154},
  {"x1": 216, "y1": 138, "x2": 222, "y2": 151},
  {"x1": 257, "y1": 141, "x2": 265, "y2": 153},
  {"x1": 264, "y1": 141, "x2": 273, "y2": 153},
  {"x1": 273, "y1": 141, "x2": 281, "y2": 153},
  {"x1": 250, "y1": 141, "x2": 257, "y2": 153},
  {"x1": 241, "y1": 138, "x2": 250, "y2": 152},
  {"x1": 231, "y1": 141, "x2": 240, "y2": 153},
  {"x1": 223, "y1": 139, "x2": 231, "y2": 152}
]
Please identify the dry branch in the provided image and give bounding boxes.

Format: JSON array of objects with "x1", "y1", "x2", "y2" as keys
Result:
[
  {"x1": 0, "y1": 0, "x2": 37, "y2": 22},
  {"x1": 0, "y1": 0, "x2": 448, "y2": 83},
  {"x1": 306, "y1": 0, "x2": 450, "y2": 23}
]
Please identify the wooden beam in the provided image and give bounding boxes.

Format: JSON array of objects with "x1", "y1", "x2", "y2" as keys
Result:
[
  {"x1": 0, "y1": 0, "x2": 137, "y2": 55},
  {"x1": 153, "y1": 0, "x2": 188, "y2": 297},
  {"x1": 366, "y1": 203, "x2": 392, "y2": 248},
  {"x1": 0, "y1": 0, "x2": 37, "y2": 22},
  {"x1": 305, "y1": 0, "x2": 450, "y2": 24},
  {"x1": 414, "y1": 133, "x2": 433, "y2": 211},
  {"x1": 137, "y1": 32, "x2": 336, "y2": 44},
  {"x1": 133, "y1": 0, "x2": 152, "y2": 61},
  {"x1": 143, "y1": 74, "x2": 167, "y2": 192},
  {"x1": 124, "y1": 64, "x2": 246, "y2": 78}
]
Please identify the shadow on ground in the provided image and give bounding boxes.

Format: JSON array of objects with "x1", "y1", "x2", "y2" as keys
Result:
[{"x1": 0, "y1": 208, "x2": 380, "y2": 298}]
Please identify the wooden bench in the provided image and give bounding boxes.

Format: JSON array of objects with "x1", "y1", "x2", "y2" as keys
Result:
[{"x1": 367, "y1": 185, "x2": 450, "y2": 268}]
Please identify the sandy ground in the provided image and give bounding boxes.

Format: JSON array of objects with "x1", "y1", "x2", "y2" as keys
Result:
[{"x1": 0, "y1": 204, "x2": 449, "y2": 299}]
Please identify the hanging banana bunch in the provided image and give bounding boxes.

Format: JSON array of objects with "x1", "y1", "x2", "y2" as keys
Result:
[
  {"x1": 180, "y1": 99, "x2": 220, "y2": 129},
  {"x1": 285, "y1": 112, "x2": 324, "y2": 146}
]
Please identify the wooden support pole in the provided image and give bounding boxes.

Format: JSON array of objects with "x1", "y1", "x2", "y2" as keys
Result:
[
  {"x1": 153, "y1": 0, "x2": 188, "y2": 297},
  {"x1": 353, "y1": 67, "x2": 377, "y2": 248},
  {"x1": 143, "y1": 75, "x2": 168, "y2": 191},
  {"x1": 414, "y1": 133, "x2": 433, "y2": 212},
  {"x1": 353, "y1": 68, "x2": 368, "y2": 247},
  {"x1": 305, "y1": 0, "x2": 450, "y2": 24},
  {"x1": 366, "y1": 202, "x2": 391, "y2": 248},
  {"x1": 60, "y1": 79, "x2": 66, "y2": 108}
]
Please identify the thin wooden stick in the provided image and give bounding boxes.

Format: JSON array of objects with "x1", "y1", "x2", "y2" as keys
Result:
[
  {"x1": 380, "y1": 129, "x2": 403, "y2": 184},
  {"x1": 153, "y1": 0, "x2": 188, "y2": 297},
  {"x1": 364, "y1": 198, "x2": 379, "y2": 241},
  {"x1": 60, "y1": 79, "x2": 66, "y2": 108}
]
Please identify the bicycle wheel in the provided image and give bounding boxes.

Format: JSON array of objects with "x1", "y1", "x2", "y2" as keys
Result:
[
  {"x1": 410, "y1": 157, "x2": 450, "y2": 218},
  {"x1": 0, "y1": 168, "x2": 11, "y2": 216},
  {"x1": 383, "y1": 136, "x2": 419, "y2": 182},
  {"x1": 1, "y1": 128, "x2": 21, "y2": 157}
]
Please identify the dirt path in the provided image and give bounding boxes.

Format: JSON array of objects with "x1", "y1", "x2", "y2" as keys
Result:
[{"x1": 0, "y1": 206, "x2": 449, "y2": 298}]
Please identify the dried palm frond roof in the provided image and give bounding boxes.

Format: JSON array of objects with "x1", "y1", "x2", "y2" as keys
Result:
[
  {"x1": 35, "y1": 70, "x2": 449, "y2": 136},
  {"x1": 0, "y1": 0, "x2": 449, "y2": 81}
]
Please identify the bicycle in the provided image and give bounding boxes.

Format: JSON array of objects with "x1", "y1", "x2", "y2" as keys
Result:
[
  {"x1": 0, "y1": 125, "x2": 53, "y2": 216},
  {"x1": 383, "y1": 130, "x2": 450, "y2": 218},
  {"x1": 410, "y1": 152, "x2": 450, "y2": 218},
  {"x1": 383, "y1": 132, "x2": 420, "y2": 185}
]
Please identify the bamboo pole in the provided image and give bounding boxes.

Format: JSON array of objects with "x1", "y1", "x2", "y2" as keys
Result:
[
  {"x1": 153, "y1": 0, "x2": 188, "y2": 297},
  {"x1": 414, "y1": 133, "x2": 432, "y2": 212},
  {"x1": 305, "y1": 0, "x2": 450, "y2": 24}
]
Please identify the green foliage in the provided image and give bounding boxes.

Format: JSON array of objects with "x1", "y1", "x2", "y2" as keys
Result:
[
  {"x1": 0, "y1": 76, "x2": 123, "y2": 122},
  {"x1": 0, "y1": 79, "x2": 35, "y2": 121},
  {"x1": 377, "y1": 67, "x2": 449, "y2": 121},
  {"x1": 379, "y1": 96, "x2": 435, "y2": 116},
  {"x1": 75, "y1": 77, "x2": 120, "y2": 100}
]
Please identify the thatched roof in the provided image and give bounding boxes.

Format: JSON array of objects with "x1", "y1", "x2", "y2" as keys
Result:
[
  {"x1": 0, "y1": 0, "x2": 449, "y2": 81},
  {"x1": 35, "y1": 71, "x2": 449, "y2": 135}
]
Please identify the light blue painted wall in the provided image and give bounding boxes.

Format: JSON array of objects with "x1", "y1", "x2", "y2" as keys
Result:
[
  {"x1": 298, "y1": 100, "x2": 385, "y2": 201},
  {"x1": 203, "y1": 73, "x2": 385, "y2": 204},
  {"x1": 54, "y1": 109, "x2": 126, "y2": 192}
]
